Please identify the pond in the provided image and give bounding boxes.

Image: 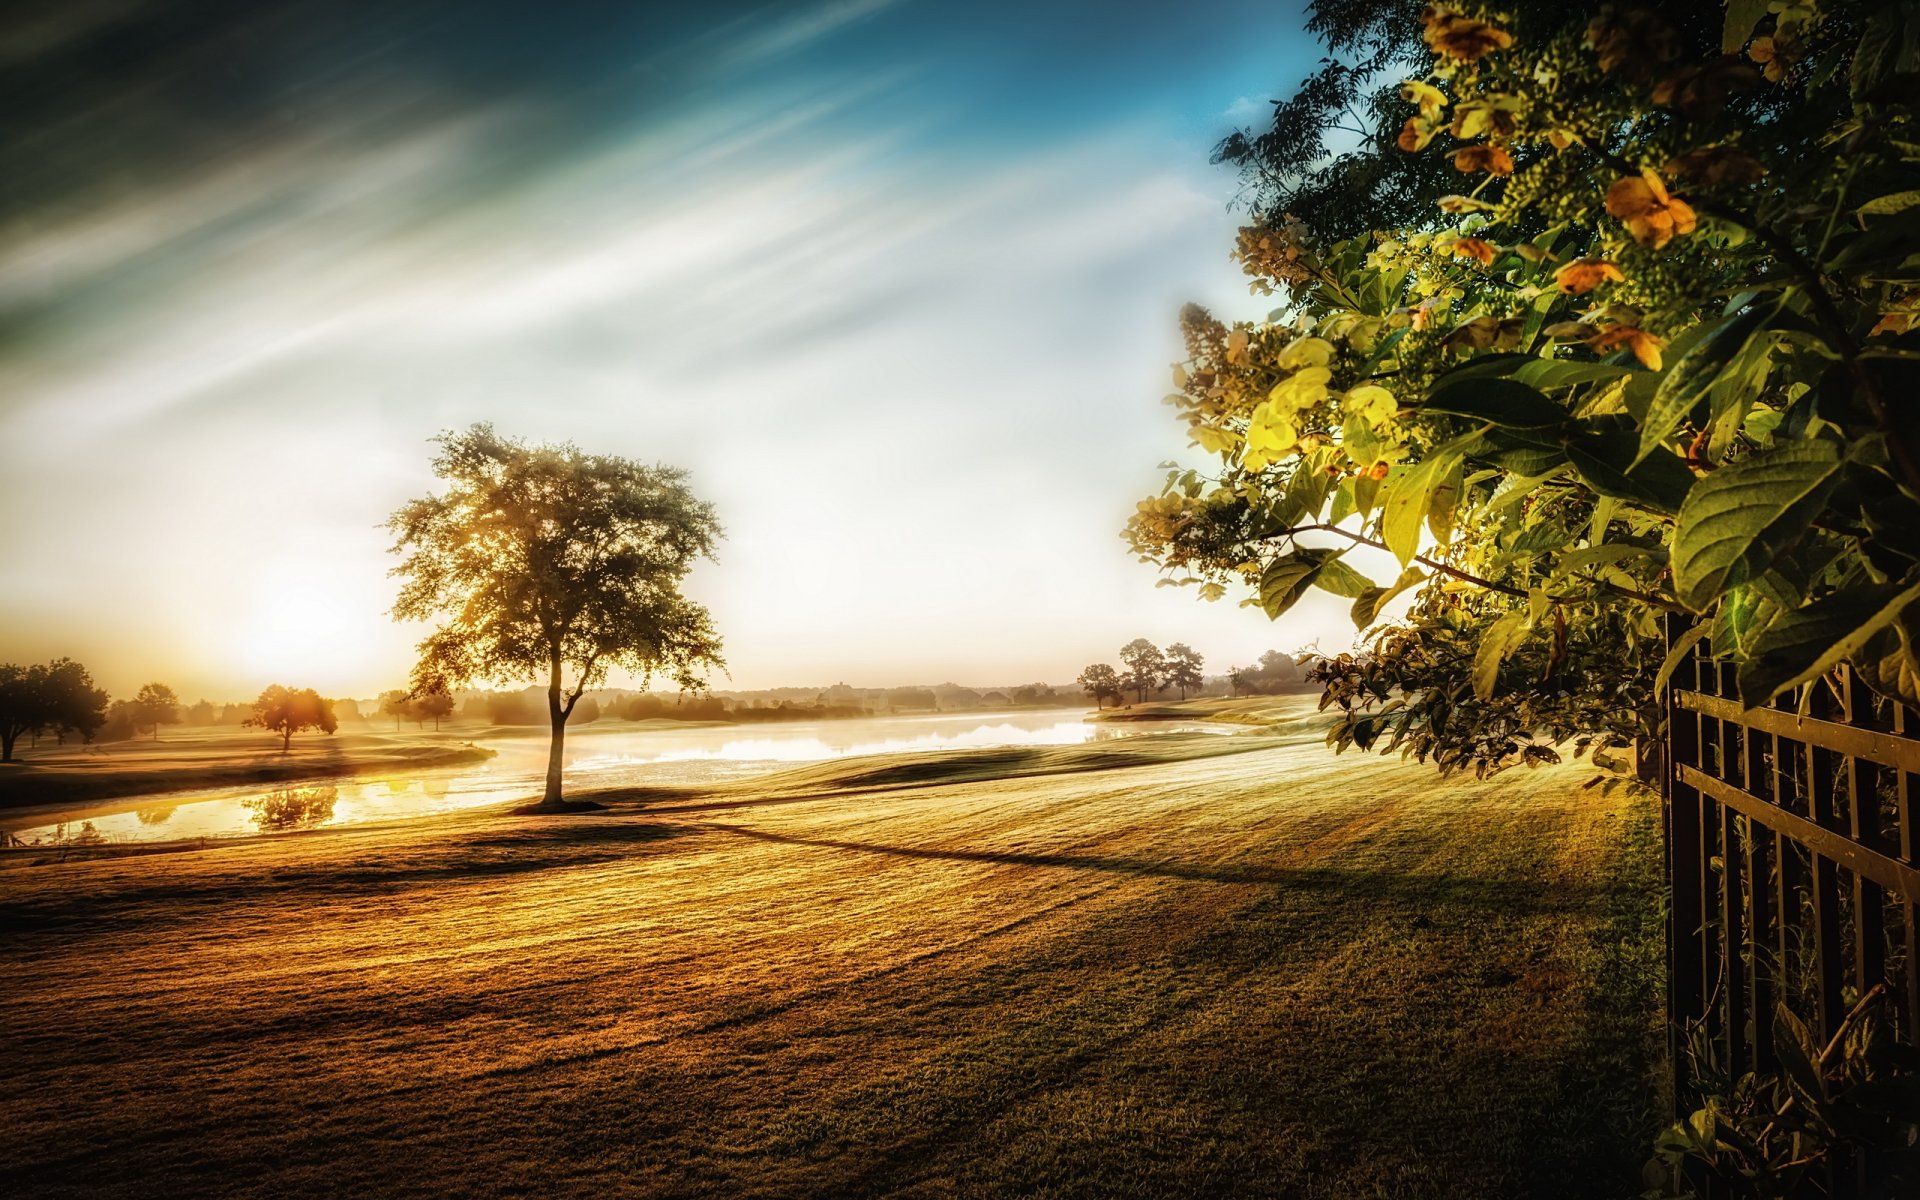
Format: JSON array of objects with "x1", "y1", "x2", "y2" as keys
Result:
[{"x1": 6, "y1": 710, "x2": 1230, "y2": 847}]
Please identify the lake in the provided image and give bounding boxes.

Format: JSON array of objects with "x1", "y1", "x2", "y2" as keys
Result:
[{"x1": 6, "y1": 710, "x2": 1230, "y2": 847}]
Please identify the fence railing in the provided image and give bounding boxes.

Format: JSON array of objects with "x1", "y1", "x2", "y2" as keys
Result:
[{"x1": 1663, "y1": 619, "x2": 1920, "y2": 1179}]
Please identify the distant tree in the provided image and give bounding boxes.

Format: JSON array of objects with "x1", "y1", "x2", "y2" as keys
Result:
[
  {"x1": 377, "y1": 689, "x2": 413, "y2": 731},
  {"x1": 981, "y1": 690, "x2": 1011, "y2": 707},
  {"x1": 1011, "y1": 682, "x2": 1056, "y2": 706},
  {"x1": 1163, "y1": 644, "x2": 1205, "y2": 701},
  {"x1": 412, "y1": 679, "x2": 455, "y2": 731},
  {"x1": 388, "y1": 426, "x2": 723, "y2": 810},
  {"x1": 573, "y1": 695, "x2": 601, "y2": 724},
  {"x1": 1076, "y1": 663, "x2": 1123, "y2": 709},
  {"x1": 186, "y1": 699, "x2": 218, "y2": 725},
  {"x1": 884, "y1": 687, "x2": 937, "y2": 711},
  {"x1": 131, "y1": 682, "x2": 181, "y2": 741},
  {"x1": 0, "y1": 659, "x2": 110, "y2": 760},
  {"x1": 1118, "y1": 639, "x2": 1166, "y2": 704},
  {"x1": 243, "y1": 685, "x2": 338, "y2": 752},
  {"x1": 333, "y1": 697, "x2": 364, "y2": 723}
]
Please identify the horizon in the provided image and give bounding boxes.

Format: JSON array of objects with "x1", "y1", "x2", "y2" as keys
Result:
[{"x1": 0, "y1": 0, "x2": 1379, "y2": 701}]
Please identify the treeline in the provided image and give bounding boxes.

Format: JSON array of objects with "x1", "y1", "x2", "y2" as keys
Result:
[
  {"x1": 0, "y1": 658, "x2": 339, "y2": 760},
  {"x1": 1076, "y1": 642, "x2": 1315, "y2": 708}
]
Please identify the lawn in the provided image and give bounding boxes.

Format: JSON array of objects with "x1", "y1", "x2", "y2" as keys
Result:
[{"x1": 0, "y1": 734, "x2": 1662, "y2": 1198}]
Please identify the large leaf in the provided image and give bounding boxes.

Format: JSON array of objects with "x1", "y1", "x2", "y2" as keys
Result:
[
  {"x1": 1723, "y1": 0, "x2": 1768, "y2": 51},
  {"x1": 1380, "y1": 433, "x2": 1475, "y2": 565},
  {"x1": 1313, "y1": 554, "x2": 1375, "y2": 599},
  {"x1": 1635, "y1": 304, "x2": 1773, "y2": 468},
  {"x1": 1670, "y1": 440, "x2": 1847, "y2": 611},
  {"x1": 1472, "y1": 610, "x2": 1533, "y2": 701},
  {"x1": 1258, "y1": 555, "x2": 1326, "y2": 619},
  {"x1": 1566, "y1": 429, "x2": 1696, "y2": 513},
  {"x1": 1422, "y1": 378, "x2": 1564, "y2": 430},
  {"x1": 1351, "y1": 566, "x2": 1426, "y2": 628},
  {"x1": 1736, "y1": 574, "x2": 1920, "y2": 707},
  {"x1": 1654, "y1": 623, "x2": 1710, "y2": 699}
]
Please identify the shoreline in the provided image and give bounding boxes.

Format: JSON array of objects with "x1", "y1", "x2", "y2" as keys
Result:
[{"x1": 0, "y1": 741, "x2": 497, "y2": 811}]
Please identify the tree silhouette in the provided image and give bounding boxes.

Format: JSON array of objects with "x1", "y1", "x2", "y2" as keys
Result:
[
  {"x1": 0, "y1": 659, "x2": 109, "y2": 761},
  {"x1": 388, "y1": 425, "x2": 723, "y2": 810},
  {"x1": 1076, "y1": 663, "x2": 1122, "y2": 709},
  {"x1": 1118, "y1": 639, "x2": 1166, "y2": 704},
  {"x1": 1163, "y1": 644, "x2": 1205, "y2": 700},
  {"x1": 243, "y1": 685, "x2": 337, "y2": 752},
  {"x1": 377, "y1": 689, "x2": 412, "y2": 730},
  {"x1": 132, "y1": 682, "x2": 181, "y2": 741},
  {"x1": 413, "y1": 680, "x2": 454, "y2": 731}
]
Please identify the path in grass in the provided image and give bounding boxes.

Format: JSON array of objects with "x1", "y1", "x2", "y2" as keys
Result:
[{"x1": 0, "y1": 736, "x2": 1662, "y2": 1199}]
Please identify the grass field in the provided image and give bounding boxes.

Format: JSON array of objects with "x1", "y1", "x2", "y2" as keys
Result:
[{"x1": 0, "y1": 733, "x2": 1662, "y2": 1198}]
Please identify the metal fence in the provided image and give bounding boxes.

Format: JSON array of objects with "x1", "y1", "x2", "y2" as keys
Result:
[{"x1": 1663, "y1": 621, "x2": 1920, "y2": 1161}]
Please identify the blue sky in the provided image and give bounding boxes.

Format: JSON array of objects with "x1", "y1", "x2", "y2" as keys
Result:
[{"x1": 0, "y1": 0, "x2": 1362, "y2": 698}]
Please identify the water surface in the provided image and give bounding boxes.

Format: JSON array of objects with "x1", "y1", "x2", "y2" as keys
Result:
[{"x1": 7, "y1": 711, "x2": 1228, "y2": 847}]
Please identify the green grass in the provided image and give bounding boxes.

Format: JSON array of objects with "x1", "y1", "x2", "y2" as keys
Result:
[{"x1": 0, "y1": 735, "x2": 1662, "y2": 1198}]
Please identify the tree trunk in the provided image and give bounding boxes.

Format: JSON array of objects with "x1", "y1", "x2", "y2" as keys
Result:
[
  {"x1": 543, "y1": 655, "x2": 566, "y2": 808},
  {"x1": 282, "y1": 727, "x2": 292, "y2": 752},
  {"x1": 1, "y1": 729, "x2": 15, "y2": 762}
]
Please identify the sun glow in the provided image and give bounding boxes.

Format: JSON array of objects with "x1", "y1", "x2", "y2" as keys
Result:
[{"x1": 232, "y1": 558, "x2": 379, "y2": 688}]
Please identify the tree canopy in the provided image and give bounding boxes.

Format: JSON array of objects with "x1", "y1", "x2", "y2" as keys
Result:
[
  {"x1": 0, "y1": 658, "x2": 110, "y2": 761},
  {"x1": 388, "y1": 425, "x2": 723, "y2": 808},
  {"x1": 1130, "y1": 0, "x2": 1920, "y2": 779},
  {"x1": 243, "y1": 685, "x2": 337, "y2": 752}
]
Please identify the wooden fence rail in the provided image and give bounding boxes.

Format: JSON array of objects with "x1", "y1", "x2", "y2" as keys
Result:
[{"x1": 1663, "y1": 620, "x2": 1920, "y2": 1192}]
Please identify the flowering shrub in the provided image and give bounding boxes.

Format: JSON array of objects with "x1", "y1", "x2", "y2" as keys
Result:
[{"x1": 1129, "y1": 0, "x2": 1920, "y2": 779}]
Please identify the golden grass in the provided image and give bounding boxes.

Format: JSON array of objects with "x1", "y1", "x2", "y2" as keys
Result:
[{"x1": 0, "y1": 736, "x2": 1660, "y2": 1198}]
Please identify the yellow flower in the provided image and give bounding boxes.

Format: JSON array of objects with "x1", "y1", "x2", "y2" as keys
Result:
[
  {"x1": 1553, "y1": 257, "x2": 1625, "y2": 295},
  {"x1": 1276, "y1": 337, "x2": 1335, "y2": 370},
  {"x1": 1421, "y1": 6, "x2": 1513, "y2": 62},
  {"x1": 1267, "y1": 366, "x2": 1333, "y2": 412},
  {"x1": 1449, "y1": 95, "x2": 1524, "y2": 141},
  {"x1": 1400, "y1": 79, "x2": 1448, "y2": 120},
  {"x1": 1245, "y1": 402, "x2": 1300, "y2": 463},
  {"x1": 1345, "y1": 384, "x2": 1398, "y2": 427},
  {"x1": 1605, "y1": 169, "x2": 1697, "y2": 250},
  {"x1": 1453, "y1": 144, "x2": 1515, "y2": 175},
  {"x1": 1436, "y1": 194, "x2": 1495, "y2": 214}
]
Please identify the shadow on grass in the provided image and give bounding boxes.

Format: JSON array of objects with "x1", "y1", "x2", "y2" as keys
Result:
[{"x1": 699, "y1": 822, "x2": 1608, "y2": 914}]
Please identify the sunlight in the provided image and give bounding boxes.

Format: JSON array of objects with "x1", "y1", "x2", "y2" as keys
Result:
[{"x1": 233, "y1": 559, "x2": 368, "y2": 686}]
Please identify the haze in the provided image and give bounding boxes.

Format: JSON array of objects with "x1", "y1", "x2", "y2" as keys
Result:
[{"x1": 0, "y1": 0, "x2": 1363, "y2": 698}]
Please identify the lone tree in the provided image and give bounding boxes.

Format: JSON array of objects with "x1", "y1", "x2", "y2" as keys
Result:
[
  {"x1": 1117, "y1": 638, "x2": 1166, "y2": 704},
  {"x1": 132, "y1": 682, "x2": 181, "y2": 741},
  {"x1": 1163, "y1": 643, "x2": 1205, "y2": 700},
  {"x1": 377, "y1": 688, "x2": 413, "y2": 730},
  {"x1": 244, "y1": 685, "x2": 338, "y2": 752},
  {"x1": 413, "y1": 680, "x2": 455, "y2": 731},
  {"x1": 1076, "y1": 663, "x2": 1123, "y2": 709},
  {"x1": 0, "y1": 659, "x2": 109, "y2": 761},
  {"x1": 388, "y1": 425, "x2": 723, "y2": 811}
]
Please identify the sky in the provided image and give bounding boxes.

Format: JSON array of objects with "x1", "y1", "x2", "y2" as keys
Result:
[{"x1": 0, "y1": 0, "x2": 1375, "y2": 700}]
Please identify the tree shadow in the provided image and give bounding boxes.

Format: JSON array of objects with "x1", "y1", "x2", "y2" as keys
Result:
[{"x1": 698, "y1": 823, "x2": 1607, "y2": 914}]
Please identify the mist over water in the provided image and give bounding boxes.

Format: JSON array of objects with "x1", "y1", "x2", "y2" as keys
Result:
[{"x1": 7, "y1": 710, "x2": 1231, "y2": 846}]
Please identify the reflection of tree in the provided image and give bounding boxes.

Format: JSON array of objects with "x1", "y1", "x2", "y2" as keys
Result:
[
  {"x1": 245, "y1": 785, "x2": 338, "y2": 831},
  {"x1": 135, "y1": 807, "x2": 176, "y2": 826}
]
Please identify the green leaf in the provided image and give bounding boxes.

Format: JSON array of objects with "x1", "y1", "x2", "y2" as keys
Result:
[
  {"x1": 1773, "y1": 1003, "x2": 1828, "y2": 1109},
  {"x1": 1422, "y1": 378, "x2": 1564, "y2": 430},
  {"x1": 1670, "y1": 440, "x2": 1847, "y2": 611},
  {"x1": 1351, "y1": 566, "x2": 1426, "y2": 628},
  {"x1": 1722, "y1": 0, "x2": 1768, "y2": 51},
  {"x1": 1737, "y1": 574, "x2": 1920, "y2": 707},
  {"x1": 1258, "y1": 556, "x2": 1324, "y2": 619},
  {"x1": 1636, "y1": 305, "x2": 1773, "y2": 468},
  {"x1": 1380, "y1": 434, "x2": 1475, "y2": 565},
  {"x1": 1858, "y1": 190, "x2": 1920, "y2": 219},
  {"x1": 1566, "y1": 430, "x2": 1696, "y2": 513},
  {"x1": 1313, "y1": 555, "x2": 1374, "y2": 599},
  {"x1": 1655, "y1": 623, "x2": 1710, "y2": 699},
  {"x1": 1472, "y1": 610, "x2": 1533, "y2": 701},
  {"x1": 1859, "y1": 617, "x2": 1920, "y2": 708}
]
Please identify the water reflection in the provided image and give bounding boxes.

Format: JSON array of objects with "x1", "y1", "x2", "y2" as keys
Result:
[
  {"x1": 245, "y1": 785, "x2": 338, "y2": 831},
  {"x1": 5, "y1": 711, "x2": 1235, "y2": 847}
]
